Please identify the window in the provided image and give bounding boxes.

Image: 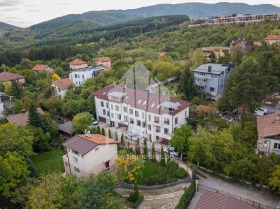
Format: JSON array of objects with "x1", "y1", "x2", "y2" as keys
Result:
[
  {"x1": 137, "y1": 120, "x2": 141, "y2": 126},
  {"x1": 130, "y1": 118, "x2": 134, "y2": 124},
  {"x1": 111, "y1": 113, "x2": 114, "y2": 118},
  {"x1": 101, "y1": 101, "x2": 104, "y2": 107},
  {"x1": 142, "y1": 112, "x2": 144, "y2": 119},
  {"x1": 123, "y1": 106, "x2": 127, "y2": 112},
  {"x1": 142, "y1": 122, "x2": 146, "y2": 128},
  {"x1": 103, "y1": 109, "x2": 106, "y2": 115},
  {"x1": 106, "y1": 103, "x2": 108, "y2": 108},
  {"x1": 274, "y1": 143, "x2": 280, "y2": 150},
  {"x1": 164, "y1": 128, "x2": 169, "y2": 134},
  {"x1": 154, "y1": 116, "x2": 159, "y2": 123},
  {"x1": 129, "y1": 108, "x2": 133, "y2": 115},
  {"x1": 124, "y1": 116, "x2": 128, "y2": 122},
  {"x1": 148, "y1": 115, "x2": 151, "y2": 121},
  {"x1": 58, "y1": 88, "x2": 61, "y2": 92},
  {"x1": 75, "y1": 74, "x2": 78, "y2": 78},
  {"x1": 64, "y1": 162, "x2": 69, "y2": 167},
  {"x1": 118, "y1": 114, "x2": 121, "y2": 120},
  {"x1": 95, "y1": 148, "x2": 99, "y2": 151},
  {"x1": 148, "y1": 124, "x2": 151, "y2": 130},
  {"x1": 115, "y1": 105, "x2": 119, "y2": 111},
  {"x1": 210, "y1": 87, "x2": 215, "y2": 92},
  {"x1": 82, "y1": 75, "x2": 84, "y2": 78},
  {"x1": 73, "y1": 156, "x2": 78, "y2": 163},
  {"x1": 111, "y1": 104, "x2": 113, "y2": 110},
  {"x1": 135, "y1": 111, "x2": 139, "y2": 117},
  {"x1": 155, "y1": 126, "x2": 160, "y2": 133},
  {"x1": 74, "y1": 167, "x2": 80, "y2": 174},
  {"x1": 72, "y1": 150, "x2": 79, "y2": 155},
  {"x1": 175, "y1": 117, "x2": 178, "y2": 125},
  {"x1": 107, "y1": 111, "x2": 109, "y2": 116},
  {"x1": 164, "y1": 118, "x2": 170, "y2": 125}
]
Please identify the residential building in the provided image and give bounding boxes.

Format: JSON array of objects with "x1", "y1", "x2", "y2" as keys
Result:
[
  {"x1": 206, "y1": 13, "x2": 280, "y2": 25},
  {"x1": 0, "y1": 72, "x2": 25, "y2": 85},
  {"x1": 194, "y1": 191, "x2": 255, "y2": 209},
  {"x1": 0, "y1": 92, "x2": 14, "y2": 119},
  {"x1": 94, "y1": 57, "x2": 112, "y2": 69},
  {"x1": 229, "y1": 39, "x2": 253, "y2": 52},
  {"x1": 69, "y1": 59, "x2": 88, "y2": 71},
  {"x1": 257, "y1": 112, "x2": 280, "y2": 156},
  {"x1": 51, "y1": 78, "x2": 75, "y2": 99},
  {"x1": 69, "y1": 66, "x2": 106, "y2": 87},
  {"x1": 6, "y1": 108, "x2": 44, "y2": 126},
  {"x1": 264, "y1": 34, "x2": 280, "y2": 45},
  {"x1": 203, "y1": 46, "x2": 229, "y2": 60},
  {"x1": 32, "y1": 64, "x2": 53, "y2": 72},
  {"x1": 193, "y1": 64, "x2": 233, "y2": 99},
  {"x1": 93, "y1": 86, "x2": 191, "y2": 144},
  {"x1": 62, "y1": 134, "x2": 119, "y2": 176}
]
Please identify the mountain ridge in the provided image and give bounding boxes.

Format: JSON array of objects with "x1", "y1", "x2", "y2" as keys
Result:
[{"x1": 0, "y1": 22, "x2": 19, "y2": 30}]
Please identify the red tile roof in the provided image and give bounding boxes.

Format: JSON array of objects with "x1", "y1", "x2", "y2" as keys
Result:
[
  {"x1": 32, "y1": 64, "x2": 49, "y2": 71},
  {"x1": 53, "y1": 78, "x2": 75, "y2": 90},
  {"x1": 195, "y1": 191, "x2": 256, "y2": 209},
  {"x1": 6, "y1": 108, "x2": 44, "y2": 127},
  {"x1": 257, "y1": 112, "x2": 280, "y2": 137},
  {"x1": 265, "y1": 35, "x2": 280, "y2": 40},
  {"x1": 93, "y1": 86, "x2": 191, "y2": 116},
  {"x1": 158, "y1": 52, "x2": 166, "y2": 57},
  {"x1": 0, "y1": 72, "x2": 25, "y2": 82},
  {"x1": 95, "y1": 57, "x2": 111, "y2": 62},
  {"x1": 69, "y1": 58, "x2": 87, "y2": 65}
]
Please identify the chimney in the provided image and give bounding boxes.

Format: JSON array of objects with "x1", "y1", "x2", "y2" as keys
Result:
[{"x1": 208, "y1": 65, "x2": 212, "y2": 73}]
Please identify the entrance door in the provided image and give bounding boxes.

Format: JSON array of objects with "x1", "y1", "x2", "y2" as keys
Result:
[{"x1": 105, "y1": 161, "x2": 110, "y2": 169}]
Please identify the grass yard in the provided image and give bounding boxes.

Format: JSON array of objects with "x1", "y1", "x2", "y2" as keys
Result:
[
  {"x1": 138, "y1": 161, "x2": 177, "y2": 186},
  {"x1": 31, "y1": 149, "x2": 66, "y2": 176}
]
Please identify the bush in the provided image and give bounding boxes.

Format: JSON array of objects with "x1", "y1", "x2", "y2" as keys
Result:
[
  {"x1": 175, "y1": 181, "x2": 196, "y2": 209},
  {"x1": 168, "y1": 161, "x2": 178, "y2": 178},
  {"x1": 176, "y1": 168, "x2": 186, "y2": 178}
]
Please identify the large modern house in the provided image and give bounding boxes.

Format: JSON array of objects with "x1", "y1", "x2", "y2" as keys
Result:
[
  {"x1": 69, "y1": 66, "x2": 106, "y2": 87},
  {"x1": 93, "y1": 85, "x2": 191, "y2": 144},
  {"x1": 62, "y1": 133, "x2": 119, "y2": 176},
  {"x1": 193, "y1": 64, "x2": 233, "y2": 99},
  {"x1": 257, "y1": 112, "x2": 280, "y2": 156}
]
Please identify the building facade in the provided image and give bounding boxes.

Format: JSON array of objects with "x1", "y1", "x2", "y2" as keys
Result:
[
  {"x1": 62, "y1": 134, "x2": 118, "y2": 176},
  {"x1": 93, "y1": 86, "x2": 191, "y2": 144},
  {"x1": 69, "y1": 66, "x2": 106, "y2": 87},
  {"x1": 265, "y1": 35, "x2": 280, "y2": 45},
  {"x1": 257, "y1": 113, "x2": 280, "y2": 156},
  {"x1": 51, "y1": 78, "x2": 75, "y2": 99},
  {"x1": 32, "y1": 64, "x2": 53, "y2": 72},
  {"x1": 193, "y1": 64, "x2": 233, "y2": 99},
  {"x1": 69, "y1": 59, "x2": 88, "y2": 71},
  {"x1": 95, "y1": 57, "x2": 112, "y2": 69}
]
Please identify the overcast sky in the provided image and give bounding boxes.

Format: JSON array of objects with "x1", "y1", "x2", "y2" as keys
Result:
[{"x1": 1, "y1": 0, "x2": 280, "y2": 27}]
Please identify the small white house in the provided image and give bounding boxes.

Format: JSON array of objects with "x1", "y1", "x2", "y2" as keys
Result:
[
  {"x1": 62, "y1": 134, "x2": 119, "y2": 176},
  {"x1": 51, "y1": 78, "x2": 75, "y2": 99},
  {"x1": 69, "y1": 59, "x2": 88, "y2": 71},
  {"x1": 69, "y1": 66, "x2": 106, "y2": 87}
]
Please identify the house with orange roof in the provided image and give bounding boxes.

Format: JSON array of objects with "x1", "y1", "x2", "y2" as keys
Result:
[
  {"x1": 51, "y1": 78, "x2": 75, "y2": 99},
  {"x1": 94, "y1": 57, "x2": 112, "y2": 69},
  {"x1": 257, "y1": 112, "x2": 280, "y2": 156},
  {"x1": 0, "y1": 72, "x2": 25, "y2": 85},
  {"x1": 264, "y1": 34, "x2": 280, "y2": 45},
  {"x1": 62, "y1": 133, "x2": 119, "y2": 176},
  {"x1": 32, "y1": 64, "x2": 53, "y2": 72},
  {"x1": 69, "y1": 58, "x2": 88, "y2": 71}
]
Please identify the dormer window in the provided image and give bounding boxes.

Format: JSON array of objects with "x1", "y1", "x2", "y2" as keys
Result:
[{"x1": 108, "y1": 91, "x2": 127, "y2": 101}]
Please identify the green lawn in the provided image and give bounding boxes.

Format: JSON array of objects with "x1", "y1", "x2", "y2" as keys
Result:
[
  {"x1": 31, "y1": 149, "x2": 66, "y2": 176},
  {"x1": 138, "y1": 161, "x2": 176, "y2": 185}
]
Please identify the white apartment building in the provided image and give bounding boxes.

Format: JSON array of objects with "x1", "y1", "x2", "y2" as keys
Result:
[
  {"x1": 193, "y1": 64, "x2": 233, "y2": 99},
  {"x1": 93, "y1": 86, "x2": 191, "y2": 145},
  {"x1": 62, "y1": 134, "x2": 119, "y2": 176},
  {"x1": 69, "y1": 66, "x2": 106, "y2": 87}
]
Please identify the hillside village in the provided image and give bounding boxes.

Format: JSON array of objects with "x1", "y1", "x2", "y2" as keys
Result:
[{"x1": 0, "y1": 4, "x2": 280, "y2": 209}]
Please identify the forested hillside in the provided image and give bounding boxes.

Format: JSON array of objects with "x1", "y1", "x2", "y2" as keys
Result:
[{"x1": 0, "y1": 22, "x2": 19, "y2": 30}]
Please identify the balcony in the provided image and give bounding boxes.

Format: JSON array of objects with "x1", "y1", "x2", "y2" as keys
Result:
[{"x1": 195, "y1": 81, "x2": 207, "y2": 86}]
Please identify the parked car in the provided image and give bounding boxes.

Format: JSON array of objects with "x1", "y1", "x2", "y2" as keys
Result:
[
  {"x1": 164, "y1": 147, "x2": 179, "y2": 157},
  {"x1": 255, "y1": 108, "x2": 267, "y2": 116},
  {"x1": 92, "y1": 118, "x2": 98, "y2": 125},
  {"x1": 125, "y1": 133, "x2": 139, "y2": 141}
]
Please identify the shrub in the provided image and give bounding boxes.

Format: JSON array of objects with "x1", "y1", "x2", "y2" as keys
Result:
[
  {"x1": 176, "y1": 167, "x2": 186, "y2": 178},
  {"x1": 168, "y1": 161, "x2": 178, "y2": 178},
  {"x1": 175, "y1": 181, "x2": 196, "y2": 209}
]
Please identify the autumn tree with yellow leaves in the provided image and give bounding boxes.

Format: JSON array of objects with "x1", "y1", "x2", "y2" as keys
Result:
[{"x1": 114, "y1": 150, "x2": 144, "y2": 202}]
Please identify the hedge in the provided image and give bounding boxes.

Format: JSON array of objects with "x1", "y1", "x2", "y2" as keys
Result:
[{"x1": 175, "y1": 181, "x2": 196, "y2": 209}]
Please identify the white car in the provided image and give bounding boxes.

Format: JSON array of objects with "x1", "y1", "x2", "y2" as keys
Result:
[
  {"x1": 164, "y1": 147, "x2": 179, "y2": 157},
  {"x1": 255, "y1": 108, "x2": 268, "y2": 116},
  {"x1": 125, "y1": 133, "x2": 139, "y2": 141}
]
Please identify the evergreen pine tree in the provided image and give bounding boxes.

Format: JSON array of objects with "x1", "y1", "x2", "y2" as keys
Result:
[
  {"x1": 160, "y1": 145, "x2": 165, "y2": 166},
  {"x1": 143, "y1": 138, "x2": 148, "y2": 159},
  {"x1": 115, "y1": 131, "x2": 118, "y2": 141},
  {"x1": 177, "y1": 68, "x2": 197, "y2": 100},
  {"x1": 121, "y1": 133, "x2": 125, "y2": 147},
  {"x1": 11, "y1": 80, "x2": 23, "y2": 98},
  {"x1": 151, "y1": 143, "x2": 156, "y2": 162},
  {"x1": 101, "y1": 127, "x2": 106, "y2": 136},
  {"x1": 28, "y1": 102, "x2": 42, "y2": 128},
  {"x1": 108, "y1": 129, "x2": 112, "y2": 138},
  {"x1": 97, "y1": 126, "x2": 101, "y2": 134}
]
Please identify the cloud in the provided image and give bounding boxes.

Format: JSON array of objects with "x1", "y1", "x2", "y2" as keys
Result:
[
  {"x1": 26, "y1": 9, "x2": 42, "y2": 12},
  {"x1": 0, "y1": 0, "x2": 21, "y2": 7}
]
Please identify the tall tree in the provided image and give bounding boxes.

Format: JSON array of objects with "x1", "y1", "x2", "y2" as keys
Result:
[
  {"x1": 160, "y1": 146, "x2": 165, "y2": 166},
  {"x1": 11, "y1": 80, "x2": 23, "y2": 98},
  {"x1": 151, "y1": 143, "x2": 156, "y2": 162},
  {"x1": 72, "y1": 112, "x2": 92, "y2": 134},
  {"x1": 269, "y1": 165, "x2": 280, "y2": 193},
  {"x1": 143, "y1": 138, "x2": 148, "y2": 159},
  {"x1": 177, "y1": 68, "x2": 197, "y2": 100},
  {"x1": 170, "y1": 125, "x2": 193, "y2": 156}
]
